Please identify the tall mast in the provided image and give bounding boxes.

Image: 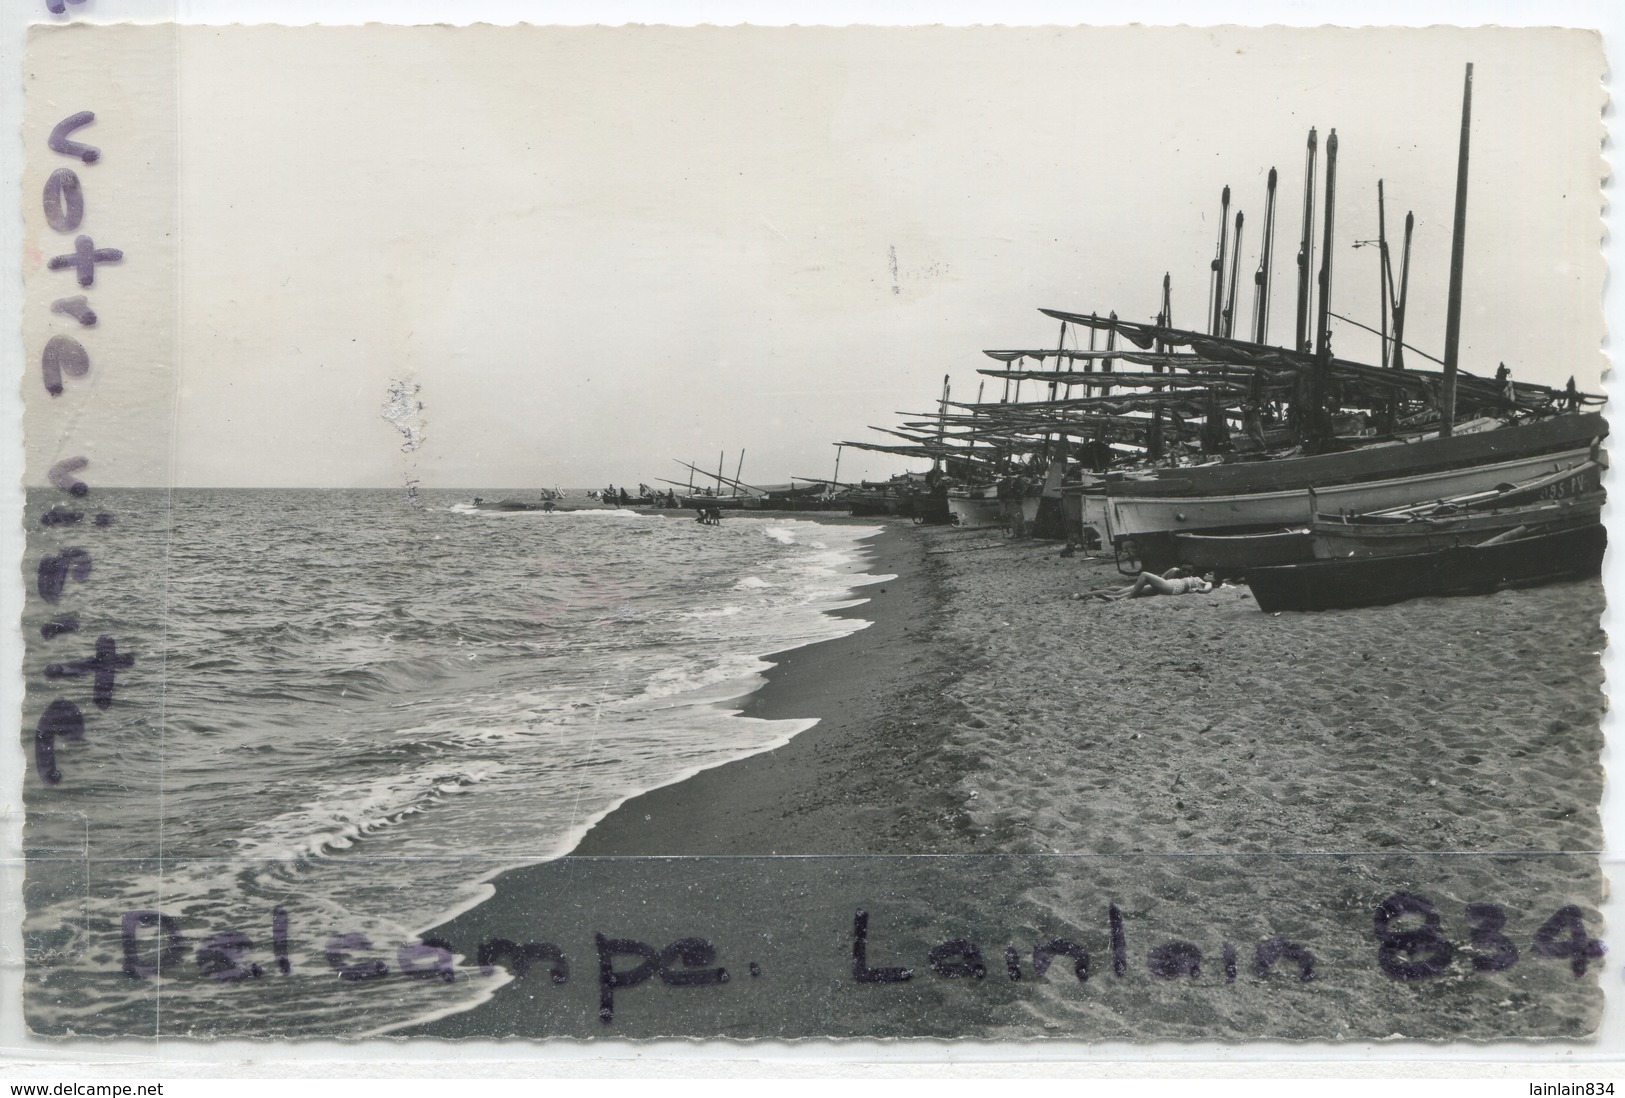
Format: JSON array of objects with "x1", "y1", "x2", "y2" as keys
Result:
[
  {"x1": 716, "y1": 450, "x2": 726, "y2": 489},
  {"x1": 734, "y1": 449, "x2": 746, "y2": 494},
  {"x1": 1310, "y1": 129, "x2": 1339, "y2": 443},
  {"x1": 1253, "y1": 167, "x2": 1278, "y2": 345},
  {"x1": 1377, "y1": 179, "x2": 1391, "y2": 369},
  {"x1": 1440, "y1": 62, "x2": 1474, "y2": 437},
  {"x1": 1391, "y1": 210, "x2": 1414, "y2": 371},
  {"x1": 967, "y1": 382, "x2": 985, "y2": 457},
  {"x1": 1045, "y1": 323, "x2": 1066, "y2": 458},
  {"x1": 831, "y1": 444, "x2": 842, "y2": 487},
  {"x1": 1210, "y1": 185, "x2": 1232, "y2": 336},
  {"x1": 1154, "y1": 273, "x2": 1171, "y2": 372},
  {"x1": 933, "y1": 374, "x2": 950, "y2": 472},
  {"x1": 1295, "y1": 128, "x2": 1318, "y2": 353},
  {"x1": 1047, "y1": 321, "x2": 1066, "y2": 402},
  {"x1": 1223, "y1": 210, "x2": 1245, "y2": 339},
  {"x1": 1102, "y1": 312, "x2": 1118, "y2": 398}
]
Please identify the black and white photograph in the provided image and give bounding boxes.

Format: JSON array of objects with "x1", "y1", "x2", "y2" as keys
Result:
[{"x1": 5, "y1": 9, "x2": 1617, "y2": 1064}]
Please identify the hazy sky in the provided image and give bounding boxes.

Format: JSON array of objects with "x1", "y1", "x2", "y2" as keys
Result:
[{"x1": 23, "y1": 23, "x2": 1607, "y2": 487}]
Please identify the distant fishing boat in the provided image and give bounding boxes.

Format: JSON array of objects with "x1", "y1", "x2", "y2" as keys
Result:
[{"x1": 469, "y1": 488, "x2": 586, "y2": 512}]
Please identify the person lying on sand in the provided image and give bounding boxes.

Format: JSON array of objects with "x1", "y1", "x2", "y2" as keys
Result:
[{"x1": 1078, "y1": 566, "x2": 1213, "y2": 601}]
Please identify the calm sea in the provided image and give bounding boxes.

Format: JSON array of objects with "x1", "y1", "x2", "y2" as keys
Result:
[{"x1": 22, "y1": 488, "x2": 886, "y2": 1038}]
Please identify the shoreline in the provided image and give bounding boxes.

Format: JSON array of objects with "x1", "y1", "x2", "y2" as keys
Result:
[{"x1": 563, "y1": 519, "x2": 970, "y2": 857}]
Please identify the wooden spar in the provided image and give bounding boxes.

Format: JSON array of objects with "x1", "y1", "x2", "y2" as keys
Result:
[
  {"x1": 734, "y1": 449, "x2": 746, "y2": 493},
  {"x1": 1210, "y1": 185, "x2": 1232, "y2": 336},
  {"x1": 831, "y1": 444, "x2": 842, "y2": 488},
  {"x1": 1377, "y1": 179, "x2": 1391, "y2": 369},
  {"x1": 675, "y1": 459, "x2": 770, "y2": 496},
  {"x1": 1310, "y1": 129, "x2": 1339, "y2": 443},
  {"x1": 1295, "y1": 128, "x2": 1318, "y2": 353},
  {"x1": 1326, "y1": 310, "x2": 1443, "y2": 366},
  {"x1": 716, "y1": 450, "x2": 726, "y2": 490},
  {"x1": 1223, "y1": 210, "x2": 1245, "y2": 338},
  {"x1": 1440, "y1": 62, "x2": 1474, "y2": 437},
  {"x1": 1392, "y1": 210, "x2": 1414, "y2": 371},
  {"x1": 1253, "y1": 167, "x2": 1278, "y2": 345},
  {"x1": 688, "y1": 458, "x2": 696, "y2": 492}
]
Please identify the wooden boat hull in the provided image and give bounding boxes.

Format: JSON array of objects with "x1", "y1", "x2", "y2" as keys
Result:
[
  {"x1": 906, "y1": 493, "x2": 953, "y2": 524},
  {"x1": 1105, "y1": 412, "x2": 1605, "y2": 498},
  {"x1": 1108, "y1": 446, "x2": 1595, "y2": 550},
  {"x1": 470, "y1": 498, "x2": 591, "y2": 512},
  {"x1": 1061, "y1": 487, "x2": 1110, "y2": 546},
  {"x1": 946, "y1": 487, "x2": 1003, "y2": 529},
  {"x1": 1243, "y1": 521, "x2": 1606, "y2": 612},
  {"x1": 1311, "y1": 494, "x2": 1604, "y2": 559},
  {"x1": 1171, "y1": 528, "x2": 1316, "y2": 572},
  {"x1": 680, "y1": 495, "x2": 750, "y2": 510},
  {"x1": 845, "y1": 491, "x2": 899, "y2": 517}
]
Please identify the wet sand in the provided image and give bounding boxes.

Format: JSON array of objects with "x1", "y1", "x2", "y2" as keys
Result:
[{"x1": 410, "y1": 523, "x2": 1605, "y2": 1040}]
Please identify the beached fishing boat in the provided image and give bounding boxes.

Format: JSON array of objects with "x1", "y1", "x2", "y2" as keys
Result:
[
  {"x1": 844, "y1": 484, "x2": 899, "y2": 517},
  {"x1": 738, "y1": 481, "x2": 841, "y2": 510},
  {"x1": 840, "y1": 473, "x2": 946, "y2": 520},
  {"x1": 679, "y1": 493, "x2": 750, "y2": 510},
  {"x1": 1244, "y1": 520, "x2": 1605, "y2": 612},
  {"x1": 1310, "y1": 492, "x2": 1603, "y2": 558},
  {"x1": 945, "y1": 483, "x2": 1003, "y2": 528},
  {"x1": 1323, "y1": 458, "x2": 1601, "y2": 519},
  {"x1": 1107, "y1": 441, "x2": 1598, "y2": 570},
  {"x1": 1102, "y1": 413, "x2": 1550, "y2": 499},
  {"x1": 1172, "y1": 459, "x2": 1604, "y2": 573}
]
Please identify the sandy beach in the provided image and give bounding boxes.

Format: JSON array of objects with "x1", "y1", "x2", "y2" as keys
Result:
[{"x1": 409, "y1": 520, "x2": 1605, "y2": 1041}]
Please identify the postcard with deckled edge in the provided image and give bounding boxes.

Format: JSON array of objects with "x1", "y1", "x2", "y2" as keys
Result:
[{"x1": 7, "y1": 19, "x2": 1615, "y2": 1049}]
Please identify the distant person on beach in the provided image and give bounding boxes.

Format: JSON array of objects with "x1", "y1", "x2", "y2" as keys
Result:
[{"x1": 1084, "y1": 567, "x2": 1213, "y2": 601}]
